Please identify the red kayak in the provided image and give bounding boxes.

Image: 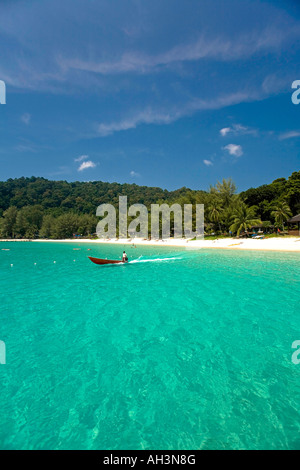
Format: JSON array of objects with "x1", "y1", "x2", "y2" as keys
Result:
[{"x1": 88, "y1": 256, "x2": 126, "y2": 265}]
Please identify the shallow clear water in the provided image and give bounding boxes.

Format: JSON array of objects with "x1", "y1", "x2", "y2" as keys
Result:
[{"x1": 0, "y1": 241, "x2": 299, "y2": 450}]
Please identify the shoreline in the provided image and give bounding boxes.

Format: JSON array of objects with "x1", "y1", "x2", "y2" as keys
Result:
[{"x1": 1, "y1": 237, "x2": 300, "y2": 252}]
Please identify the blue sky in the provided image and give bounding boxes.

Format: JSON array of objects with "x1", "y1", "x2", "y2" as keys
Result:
[{"x1": 0, "y1": 0, "x2": 299, "y2": 191}]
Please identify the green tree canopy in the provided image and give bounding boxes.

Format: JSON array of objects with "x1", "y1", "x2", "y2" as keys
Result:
[{"x1": 230, "y1": 204, "x2": 261, "y2": 236}]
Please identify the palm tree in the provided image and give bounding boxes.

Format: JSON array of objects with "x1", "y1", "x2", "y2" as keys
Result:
[
  {"x1": 207, "y1": 198, "x2": 223, "y2": 234},
  {"x1": 230, "y1": 203, "x2": 261, "y2": 236},
  {"x1": 271, "y1": 201, "x2": 292, "y2": 232},
  {"x1": 215, "y1": 178, "x2": 237, "y2": 207},
  {"x1": 217, "y1": 194, "x2": 241, "y2": 233}
]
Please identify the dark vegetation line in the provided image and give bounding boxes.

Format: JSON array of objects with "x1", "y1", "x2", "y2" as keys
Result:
[{"x1": 0, "y1": 172, "x2": 299, "y2": 239}]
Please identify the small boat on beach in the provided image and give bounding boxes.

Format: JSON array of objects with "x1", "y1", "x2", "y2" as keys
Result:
[{"x1": 88, "y1": 256, "x2": 126, "y2": 265}]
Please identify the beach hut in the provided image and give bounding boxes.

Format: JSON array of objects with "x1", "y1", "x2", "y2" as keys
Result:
[
  {"x1": 287, "y1": 214, "x2": 300, "y2": 236},
  {"x1": 250, "y1": 223, "x2": 275, "y2": 235}
]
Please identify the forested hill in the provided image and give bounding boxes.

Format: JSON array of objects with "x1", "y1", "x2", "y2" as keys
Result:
[
  {"x1": 240, "y1": 171, "x2": 300, "y2": 216},
  {"x1": 0, "y1": 172, "x2": 299, "y2": 216},
  {"x1": 0, "y1": 177, "x2": 202, "y2": 216},
  {"x1": 0, "y1": 172, "x2": 299, "y2": 239}
]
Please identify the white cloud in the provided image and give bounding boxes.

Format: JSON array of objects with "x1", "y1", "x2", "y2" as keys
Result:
[
  {"x1": 98, "y1": 109, "x2": 175, "y2": 136},
  {"x1": 233, "y1": 124, "x2": 249, "y2": 134},
  {"x1": 223, "y1": 144, "x2": 243, "y2": 157},
  {"x1": 78, "y1": 160, "x2": 96, "y2": 171},
  {"x1": 203, "y1": 160, "x2": 213, "y2": 166},
  {"x1": 220, "y1": 124, "x2": 257, "y2": 137},
  {"x1": 1, "y1": 2, "x2": 299, "y2": 99},
  {"x1": 262, "y1": 74, "x2": 290, "y2": 94},
  {"x1": 220, "y1": 128, "x2": 231, "y2": 137},
  {"x1": 63, "y1": 26, "x2": 297, "y2": 77},
  {"x1": 21, "y1": 113, "x2": 31, "y2": 125},
  {"x1": 279, "y1": 131, "x2": 300, "y2": 140},
  {"x1": 97, "y1": 91, "x2": 260, "y2": 137},
  {"x1": 15, "y1": 144, "x2": 36, "y2": 153},
  {"x1": 130, "y1": 170, "x2": 140, "y2": 177},
  {"x1": 75, "y1": 154, "x2": 89, "y2": 162}
]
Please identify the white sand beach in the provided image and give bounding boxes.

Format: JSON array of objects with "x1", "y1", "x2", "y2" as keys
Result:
[{"x1": 2, "y1": 237, "x2": 300, "y2": 252}]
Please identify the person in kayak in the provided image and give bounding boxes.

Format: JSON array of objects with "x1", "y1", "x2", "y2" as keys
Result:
[{"x1": 122, "y1": 251, "x2": 128, "y2": 263}]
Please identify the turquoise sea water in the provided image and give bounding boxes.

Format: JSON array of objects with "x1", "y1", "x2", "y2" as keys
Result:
[{"x1": 0, "y1": 241, "x2": 299, "y2": 450}]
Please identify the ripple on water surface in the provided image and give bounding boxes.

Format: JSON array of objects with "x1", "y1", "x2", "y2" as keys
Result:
[{"x1": 0, "y1": 242, "x2": 299, "y2": 449}]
